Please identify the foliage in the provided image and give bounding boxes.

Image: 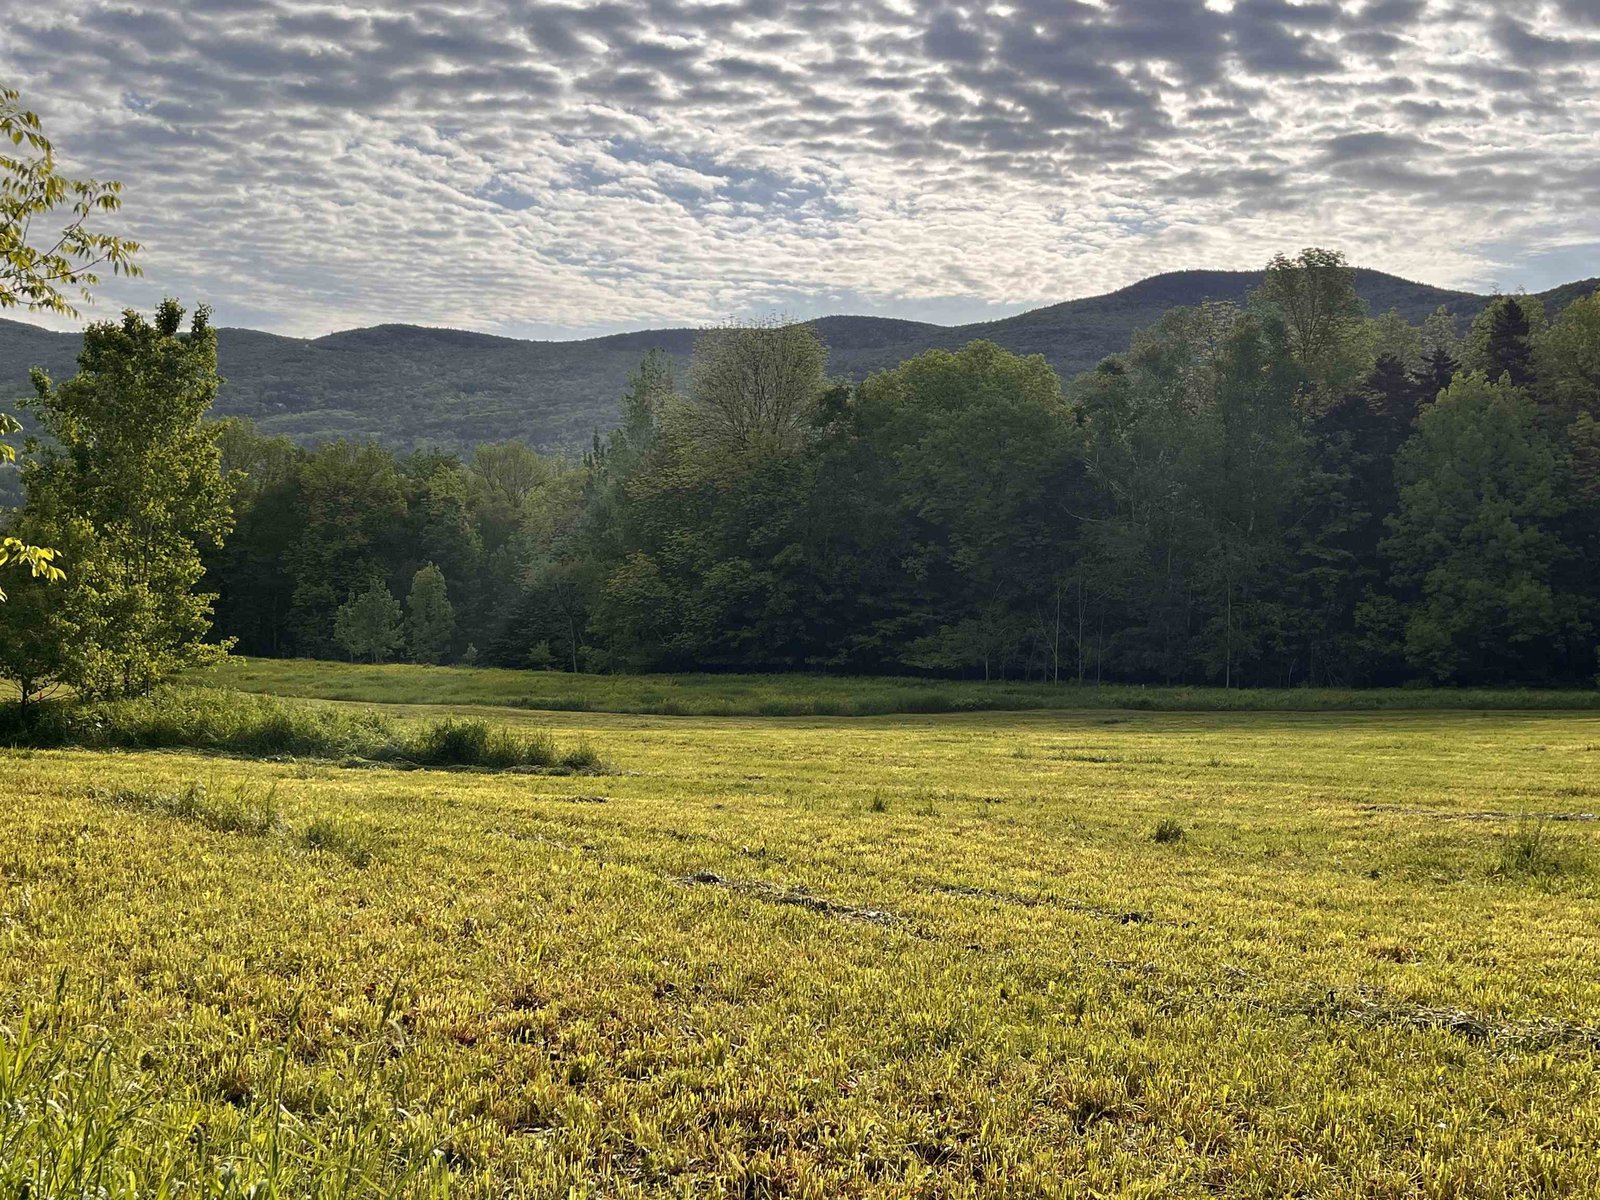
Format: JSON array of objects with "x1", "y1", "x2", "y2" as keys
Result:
[
  {"x1": 197, "y1": 657, "x2": 1600, "y2": 716},
  {"x1": 1385, "y1": 373, "x2": 1587, "y2": 683},
  {"x1": 405, "y1": 562, "x2": 455, "y2": 663},
  {"x1": 0, "y1": 86, "x2": 140, "y2": 317},
  {"x1": 0, "y1": 684, "x2": 590, "y2": 770},
  {"x1": 334, "y1": 579, "x2": 404, "y2": 663},
  {"x1": 0, "y1": 415, "x2": 63, "y2": 601},
  {"x1": 4, "y1": 268, "x2": 1575, "y2": 454},
  {"x1": 1152, "y1": 817, "x2": 1185, "y2": 844},
  {"x1": 683, "y1": 317, "x2": 829, "y2": 456},
  {"x1": 33, "y1": 254, "x2": 1598, "y2": 693},
  {"x1": 1256, "y1": 247, "x2": 1368, "y2": 399},
  {"x1": 5, "y1": 300, "x2": 233, "y2": 699}
]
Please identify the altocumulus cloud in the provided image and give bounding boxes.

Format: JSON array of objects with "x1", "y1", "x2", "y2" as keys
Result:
[{"x1": 2, "y1": 0, "x2": 1597, "y2": 336}]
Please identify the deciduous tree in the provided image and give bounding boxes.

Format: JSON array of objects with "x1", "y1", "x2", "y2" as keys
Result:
[{"x1": 16, "y1": 300, "x2": 233, "y2": 697}]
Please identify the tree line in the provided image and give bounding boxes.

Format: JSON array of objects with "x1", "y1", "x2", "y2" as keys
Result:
[
  {"x1": 4, "y1": 234, "x2": 1599, "y2": 694},
  {"x1": 106, "y1": 251, "x2": 1600, "y2": 689}
]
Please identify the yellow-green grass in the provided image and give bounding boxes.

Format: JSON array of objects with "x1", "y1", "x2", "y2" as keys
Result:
[
  {"x1": 194, "y1": 656, "x2": 1600, "y2": 716},
  {"x1": 5, "y1": 702, "x2": 1600, "y2": 1196}
]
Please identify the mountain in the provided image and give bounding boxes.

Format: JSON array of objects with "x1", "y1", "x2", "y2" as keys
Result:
[{"x1": 2, "y1": 269, "x2": 1594, "y2": 453}]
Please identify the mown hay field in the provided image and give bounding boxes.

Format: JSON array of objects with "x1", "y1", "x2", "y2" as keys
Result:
[{"x1": 4, "y1": 695, "x2": 1600, "y2": 1197}]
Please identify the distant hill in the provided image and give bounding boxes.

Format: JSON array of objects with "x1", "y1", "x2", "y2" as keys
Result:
[{"x1": 2, "y1": 269, "x2": 1593, "y2": 453}]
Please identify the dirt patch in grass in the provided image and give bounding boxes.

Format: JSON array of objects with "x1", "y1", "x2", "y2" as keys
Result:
[
  {"x1": 933, "y1": 882, "x2": 1152, "y2": 925},
  {"x1": 679, "y1": 871, "x2": 903, "y2": 929}
]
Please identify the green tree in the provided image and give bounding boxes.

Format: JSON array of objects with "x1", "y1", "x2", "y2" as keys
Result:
[
  {"x1": 1, "y1": 412, "x2": 63, "y2": 598},
  {"x1": 3, "y1": 86, "x2": 138, "y2": 598},
  {"x1": 207, "y1": 419, "x2": 303, "y2": 656},
  {"x1": 283, "y1": 442, "x2": 407, "y2": 657},
  {"x1": 334, "y1": 579, "x2": 403, "y2": 663},
  {"x1": 14, "y1": 300, "x2": 233, "y2": 697},
  {"x1": 852, "y1": 341, "x2": 1086, "y2": 678},
  {"x1": 1384, "y1": 373, "x2": 1586, "y2": 682},
  {"x1": 405, "y1": 562, "x2": 454, "y2": 663},
  {"x1": 1535, "y1": 290, "x2": 1600, "y2": 421},
  {"x1": 0, "y1": 566, "x2": 67, "y2": 705},
  {"x1": 1256, "y1": 248, "x2": 1367, "y2": 400},
  {"x1": 684, "y1": 319, "x2": 827, "y2": 457},
  {"x1": 2, "y1": 86, "x2": 140, "y2": 317},
  {"x1": 1464, "y1": 295, "x2": 1544, "y2": 389}
]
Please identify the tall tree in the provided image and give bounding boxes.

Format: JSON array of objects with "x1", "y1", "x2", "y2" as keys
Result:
[
  {"x1": 405, "y1": 562, "x2": 455, "y2": 663},
  {"x1": 2, "y1": 85, "x2": 138, "y2": 599},
  {"x1": 684, "y1": 319, "x2": 827, "y2": 457},
  {"x1": 1465, "y1": 296, "x2": 1543, "y2": 390},
  {"x1": 12, "y1": 300, "x2": 233, "y2": 697},
  {"x1": 283, "y1": 442, "x2": 407, "y2": 657},
  {"x1": 1535, "y1": 290, "x2": 1600, "y2": 422},
  {"x1": 208, "y1": 419, "x2": 302, "y2": 656},
  {"x1": 851, "y1": 341, "x2": 1085, "y2": 678},
  {"x1": 1385, "y1": 373, "x2": 1585, "y2": 683},
  {"x1": 1256, "y1": 248, "x2": 1367, "y2": 401}
]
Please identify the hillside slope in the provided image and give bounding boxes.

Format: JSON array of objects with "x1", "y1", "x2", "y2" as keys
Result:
[{"x1": 2, "y1": 269, "x2": 1592, "y2": 452}]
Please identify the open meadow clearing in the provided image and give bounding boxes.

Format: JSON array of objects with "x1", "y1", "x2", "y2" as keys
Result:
[{"x1": 5, "y1": 693, "x2": 1600, "y2": 1197}]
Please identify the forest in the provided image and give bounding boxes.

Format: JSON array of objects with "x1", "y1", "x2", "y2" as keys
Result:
[{"x1": 87, "y1": 249, "x2": 1597, "y2": 692}]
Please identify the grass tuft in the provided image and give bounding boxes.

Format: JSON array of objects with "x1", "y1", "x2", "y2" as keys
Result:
[
  {"x1": 95, "y1": 780, "x2": 282, "y2": 836},
  {"x1": 1495, "y1": 817, "x2": 1579, "y2": 881},
  {"x1": 300, "y1": 818, "x2": 378, "y2": 868},
  {"x1": 1152, "y1": 818, "x2": 1186, "y2": 844}
]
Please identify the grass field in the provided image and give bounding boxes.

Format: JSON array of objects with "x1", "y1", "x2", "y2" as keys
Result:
[
  {"x1": 197, "y1": 657, "x2": 1600, "y2": 715},
  {"x1": 5, "y1": 689, "x2": 1600, "y2": 1195}
]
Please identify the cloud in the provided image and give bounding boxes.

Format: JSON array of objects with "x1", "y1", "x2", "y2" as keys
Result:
[{"x1": 1, "y1": 0, "x2": 1596, "y2": 339}]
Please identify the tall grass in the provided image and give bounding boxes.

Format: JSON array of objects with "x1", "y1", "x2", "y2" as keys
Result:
[
  {"x1": 0, "y1": 996, "x2": 449, "y2": 1196},
  {"x1": 0, "y1": 687, "x2": 598, "y2": 772},
  {"x1": 95, "y1": 779, "x2": 284, "y2": 836}
]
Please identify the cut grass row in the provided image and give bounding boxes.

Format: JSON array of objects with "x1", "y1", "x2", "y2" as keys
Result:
[{"x1": 193, "y1": 657, "x2": 1600, "y2": 717}]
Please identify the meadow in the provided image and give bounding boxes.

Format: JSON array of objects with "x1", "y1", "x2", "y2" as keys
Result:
[
  {"x1": 4, "y1": 683, "x2": 1600, "y2": 1196},
  {"x1": 198, "y1": 656, "x2": 1600, "y2": 716}
]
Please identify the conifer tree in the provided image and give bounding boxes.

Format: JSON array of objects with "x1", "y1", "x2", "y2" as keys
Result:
[{"x1": 406, "y1": 562, "x2": 455, "y2": 663}]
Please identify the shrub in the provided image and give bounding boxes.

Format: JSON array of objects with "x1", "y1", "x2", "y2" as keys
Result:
[
  {"x1": 558, "y1": 738, "x2": 602, "y2": 772},
  {"x1": 393, "y1": 718, "x2": 558, "y2": 768},
  {"x1": 2, "y1": 687, "x2": 590, "y2": 773},
  {"x1": 1152, "y1": 818, "x2": 1185, "y2": 844}
]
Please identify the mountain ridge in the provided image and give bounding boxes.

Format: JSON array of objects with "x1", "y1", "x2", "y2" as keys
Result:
[{"x1": 3, "y1": 268, "x2": 1594, "y2": 453}]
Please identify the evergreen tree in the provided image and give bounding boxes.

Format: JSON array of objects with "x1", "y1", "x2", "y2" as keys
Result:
[
  {"x1": 1465, "y1": 296, "x2": 1542, "y2": 389},
  {"x1": 406, "y1": 562, "x2": 455, "y2": 663},
  {"x1": 1485, "y1": 297, "x2": 1537, "y2": 388}
]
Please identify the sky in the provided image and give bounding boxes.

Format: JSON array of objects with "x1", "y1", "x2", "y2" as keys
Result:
[{"x1": 2, "y1": 0, "x2": 1598, "y2": 340}]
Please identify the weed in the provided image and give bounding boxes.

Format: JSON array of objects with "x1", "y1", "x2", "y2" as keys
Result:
[
  {"x1": 1495, "y1": 818, "x2": 1578, "y2": 881},
  {"x1": 1152, "y1": 817, "x2": 1185, "y2": 844},
  {"x1": 95, "y1": 780, "x2": 282, "y2": 836},
  {"x1": 5, "y1": 688, "x2": 591, "y2": 774},
  {"x1": 300, "y1": 818, "x2": 378, "y2": 868},
  {"x1": 558, "y1": 738, "x2": 603, "y2": 772}
]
